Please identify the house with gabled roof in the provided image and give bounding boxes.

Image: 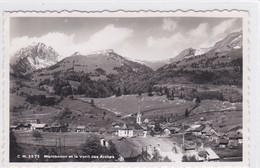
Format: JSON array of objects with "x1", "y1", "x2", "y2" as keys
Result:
[
  {"x1": 14, "y1": 123, "x2": 32, "y2": 131},
  {"x1": 50, "y1": 120, "x2": 68, "y2": 132},
  {"x1": 186, "y1": 124, "x2": 205, "y2": 136},
  {"x1": 31, "y1": 123, "x2": 49, "y2": 131},
  {"x1": 218, "y1": 139, "x2": 229, "y2": 148},
  {"x1": 10, "y1": 125, "x2": 18, "y2": 131},
  {"x1": 76, "y1": 126, "x2": 87, "y2": 133},
  {"x1": 111, "y1": 138, "x2": 142, "y2": 162},
  {"x1": 204, "y1": 147, "x2": 220, "y2": 161},
  {"x1": 118, "y1": 123, "x2": 134, "y2": 137},
  {"x1": 118, "y1": 123, "x2": 145, "y2": 137},
  {"x1": 201, "y1": 126, "x2": 218, "y2": 135},
  {"x1": 227, "y1": 131, "x2": 243, "y2": 146},
  {"x1": 219, "y1": 133, "x2": 228, "y2": 139}
]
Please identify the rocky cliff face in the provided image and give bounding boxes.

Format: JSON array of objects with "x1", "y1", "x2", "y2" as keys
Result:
[{"x1": 10, "y1": 43, "x2": 60, "y2": 74}]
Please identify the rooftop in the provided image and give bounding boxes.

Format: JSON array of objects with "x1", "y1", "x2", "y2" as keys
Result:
[
  {"x1": 219, "y1": 139, "x2": 229, "y2": 144},
  {"x1": 32, "y1": 123, "x2": 47, "y2": 128},
  {"x1": 205, "y1": 147, "x2": 220, "y2": 160}
]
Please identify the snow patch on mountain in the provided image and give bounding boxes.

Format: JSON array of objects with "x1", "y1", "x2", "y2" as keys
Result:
[
  {"x1": 88, "y1": 49, "x2": 115, "y2": 56},
  {"x1": 194, "y1": 48, "x2": 212, "y2": 56},
  {"x1": 125, "y1": 57, "x2": 146, "y2": 65}
]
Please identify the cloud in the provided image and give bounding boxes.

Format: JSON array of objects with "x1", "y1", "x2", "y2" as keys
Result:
[
  {"x1": 85, "y1": 24, "x2": 133, "y2": 52},
  {"x1": 212, "y1": 19, "x2": 237, "y2": 39},
  {"x1": 147, "y1": 32, "x2": 184, "y2": 49},
  {"x1": 147, "y1": 18, "x2": 241, "y2": 57},
  {"x1": 188, "y1": 23, "x2": 209, "y2": 39},
  {"x1": 10, "y1": 24, "x2": 133, "y2": 59},
  {"x1": 10, "y1": 32, "x2": 76, "y2": 59},
  {"x1": 162, "y1": 18, "x2": 178, "y2": 32}
]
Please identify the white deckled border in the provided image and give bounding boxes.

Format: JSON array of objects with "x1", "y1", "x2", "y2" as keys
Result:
[{"x1": 2, "y1": 10, "x2": 250, "y2": 168}]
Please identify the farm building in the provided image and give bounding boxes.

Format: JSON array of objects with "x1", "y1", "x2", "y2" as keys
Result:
[
  {"x1": 31, "y1": 123, "x2": 49, "y2": 131},
  {"x1": 39, "y1": 85, "x2": 55, "y2": 94},
  {"x1": 10, "y1": 125, "x2": 18, "y2": 131},
  {"x1": 237, "y1": 134, "x2": 243, "y2": 144},
  {"x1": 196, "y1": 148, "x2": 220, "y2": 162},
  {"x1": 50, "y1": 120, "x2": 68, "y2": 132},
  {"x1": 204, "y1": 147, "x2": 220, "y2": 161},
  {"x1": 218, "y1": 139, "x2": 229, "y2": 148},
  {"x1": 228, "y1": 131, "x2": 238, "y2": 140},
  {"x1": 228, "y1": 131, "x2": 243, "y2": 142},
  {"x1": 184, "y1": 145, "x2": 220, "y2": 162},
  {"x1": 110, "y1": 138, "x2": 142, "y2": 162},
  {"x1": 201, "y1": 126, "x2": 218, "y2": 136},
  {"x1": 205, "y1": 132, "x2": 220, "y2": 142},
  {"x1": 227, "y1": 131, "x2": 243, "y2": 147},
  {"x1": 186, "y1": 124, "x2": 205, "y2": 136},
  {"x1": 76, "y1": 126, "x2": 87, "y2": 133},
  {"x1": 163, "y1": 126, "x2": 181, "y2": 135},
  {"x1": 183, "y1": 141, "x2": 197, "y2": 151},
  {"x1": 220, "y1": 133, "x2": 228, "y2": 139},
  {"x1": 11, "y1": 123, "x2": 31, "y2": 131}
]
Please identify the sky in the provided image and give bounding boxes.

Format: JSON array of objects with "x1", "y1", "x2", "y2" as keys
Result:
[{"x1": 10, "y1": 17, "x2": 242, "y2": 61}]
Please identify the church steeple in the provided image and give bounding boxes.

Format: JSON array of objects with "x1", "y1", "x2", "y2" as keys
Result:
[
  {"x1": 137, "y1": 112, "x2": 142, "y2": 125},
  {"x1": 136, "y1": 98, "x2": 142, "y2": 125}
]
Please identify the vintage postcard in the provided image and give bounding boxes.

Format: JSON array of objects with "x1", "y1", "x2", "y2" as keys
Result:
[{"x1": 3, "y1": 10, "x2": 249, "y2": 167}]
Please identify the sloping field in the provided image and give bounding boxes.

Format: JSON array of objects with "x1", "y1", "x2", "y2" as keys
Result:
[
  {"x1": 79, "y1": 94, "x2": 195, "y2": 116},
  {"x1": 175, "y1": 110, "x2": 242, "y2": 133},
  {"x1": 10, "y1": 93, "x2": 60, "y2": 124},
  {"x1": 58, "y1": 98, "x2": 118, "y2": 118},
  {"x1": 79, "y1": 94, "x2": 241, "y2": 119},
  {"x1": 192, "y1": 100, "x2": 242, "y2": 114},
  {"x1": 14, "y1": 130, "x2": 97, "y2": 146},
  {"x1": 11, "y1": 106, "x2": 60, "y2": 124}
]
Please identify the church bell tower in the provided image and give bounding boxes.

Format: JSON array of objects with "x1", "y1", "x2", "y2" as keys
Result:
[{"x1": 136, "y1": 98, "x2": 142, "y2": 125}]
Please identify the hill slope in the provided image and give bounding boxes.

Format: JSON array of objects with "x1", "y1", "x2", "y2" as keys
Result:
[
  {"x1": 155, "y1": 31, "x2": 243, "y2": 85},
  {"x1": 32, "y1": 49, "x2": 154, "y2": 97}
]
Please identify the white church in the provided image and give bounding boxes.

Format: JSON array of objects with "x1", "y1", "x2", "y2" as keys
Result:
[{"x1": 118, "y1": 98, "x2": 147, "y2": 137}]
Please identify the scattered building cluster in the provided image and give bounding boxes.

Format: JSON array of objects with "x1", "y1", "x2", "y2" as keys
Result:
[
  {"x1": 185, "y1": 121, "x2": 243, "y2": 149},
  {"x1": 10, "y1": 119, "x2": 68, "y2": 133},
  {"x1": 10, "y1": 99, "x2": 243, "y2": 162}
]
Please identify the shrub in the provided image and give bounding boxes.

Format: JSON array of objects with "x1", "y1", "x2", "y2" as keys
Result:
[{"x1": 32, "y1": 130, "x2": 42, "y2": 140}]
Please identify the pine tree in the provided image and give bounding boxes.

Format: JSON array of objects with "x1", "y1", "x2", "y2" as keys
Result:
[
  {"x1": 90, "y1": 99, "x2": 95, "y2": 106},
  {"x1": 195, "y1": 96, "x2": 201, "y2": 104},
  {"x1": 123, "y1": 86, "x2": 128, "y2": 95},
  {"x1": 185, "y1": 108, "x2": 189, "y2": 118},
  {"x1": 116, "y1": 87, "x2": 121, "y2": 97},
  {"x1": 148, "y1": 85, "x2": 153, "y2": 97},
  {"x1": 165, "y1": 87, "x2": 169, "y2": 96}
]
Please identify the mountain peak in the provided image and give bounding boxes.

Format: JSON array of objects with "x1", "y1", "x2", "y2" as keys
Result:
[
  {"x1": 88, "y1": 49, "x2": 115, "y2": 56},
  {"x1": 212, "y1": 31, "x2": 242, "y2": 51},
  {"x1": 72, "y1": 51, "x2": 81, "y2": 56},
  {"x1": 10, "y1": 43, "x2": 60, "y2": 74}
]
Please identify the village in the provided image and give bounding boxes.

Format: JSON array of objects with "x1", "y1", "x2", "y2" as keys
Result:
[{"x1": 11, "y1": 97, "x2": 243, "y2": 162}]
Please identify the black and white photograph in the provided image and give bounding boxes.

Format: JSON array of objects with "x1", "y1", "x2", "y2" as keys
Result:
[{"x1": 6, "y1": 11, "x2": 246, "y2": 163}]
